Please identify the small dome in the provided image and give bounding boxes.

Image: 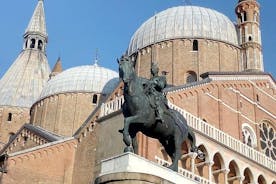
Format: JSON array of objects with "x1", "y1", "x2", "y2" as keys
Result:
[
  {"x1": 128, "y1": 6, "x2": 238, "y2": 54},
  {"x1": 39, "y1": 64, "x2": 119, "y2": 100}
]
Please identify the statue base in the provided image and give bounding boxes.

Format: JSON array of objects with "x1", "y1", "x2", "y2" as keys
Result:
[{"x1": 94, "y1": 152, "x2": 199, "y2": 184}]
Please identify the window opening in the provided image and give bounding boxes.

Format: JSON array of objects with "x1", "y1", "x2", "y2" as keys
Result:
[
  {"x1": 30, "y1": 39, "x2": 35, "y2": 48},
  {"x1": 244, "y1": 12, "x2": 247, "y2": 22},
  {"x1": 38, "y1": 40, "x2": 43, "y2": 50},
  {"x1": 193, "y1": 40, "x2": 198, "y2": 51},
  {"x1": 7, "y1": 113, "x2": 12, "y2": 121},
  {"x1": 92, "y1": 94, "x2": 98, "y2": 104}
]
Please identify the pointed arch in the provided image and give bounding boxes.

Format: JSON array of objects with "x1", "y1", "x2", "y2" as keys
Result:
[
  {"x1": 195, "y1": 144, "x2": 209, "y2": 179},
  {"x1": 243, "y1": 168, "x2": 253, "y2": 184},
  {"x1": 212, "y1": 152, "x2": 226, "y2": 184},
  {"x1": 242, "y1": 123, "x2": 257, "y2": 148},
  {"x1": 227, "y1": 160, "x2": 241, "y2": 184},
  {"x1": 257, "y1": 175, "x2": 267, "y2": 184}
]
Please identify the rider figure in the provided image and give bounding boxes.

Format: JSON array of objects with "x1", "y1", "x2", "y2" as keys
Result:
[{"x1": 146, "y1": 63, "x2": 168, "y2": 124}]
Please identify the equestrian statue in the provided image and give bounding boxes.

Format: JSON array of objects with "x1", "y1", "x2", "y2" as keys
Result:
[{"x1": 118, "y1": 54, "x2": 203, "y2": 171}]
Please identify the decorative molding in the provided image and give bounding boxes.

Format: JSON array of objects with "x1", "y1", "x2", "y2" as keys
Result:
[
  {"x1": 7, "y1": 138, "x2": 76, "y2": 165},
  {"x1": 229, "y1": 87, "x2": 276, "y2": 119}
]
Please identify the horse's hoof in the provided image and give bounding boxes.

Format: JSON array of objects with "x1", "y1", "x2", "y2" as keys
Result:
[
  {"x1": 123, "y1": 134, "x2": 131, "y2": 146},
  {"x1": 168, "y1": 165, "x2": 178, "y2": 172},
  {"x1": 124, "y1": 146, "x2": 134, "y2": 153}
]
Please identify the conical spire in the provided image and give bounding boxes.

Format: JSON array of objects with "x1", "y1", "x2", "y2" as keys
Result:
[
  {"x1": 25, "y1": 0, "x2": 47, "y2": 37},
  {"x1": 0, "y1": 0, "x2": 51, "y2": 108},
  {"x1": 49, "y1": 57, "x2": 63, "y2": 79}
]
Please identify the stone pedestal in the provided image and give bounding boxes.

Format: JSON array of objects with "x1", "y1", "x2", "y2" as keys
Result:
[{"x1": 95, "y1": 153, "x2": 199, "y2": 184}]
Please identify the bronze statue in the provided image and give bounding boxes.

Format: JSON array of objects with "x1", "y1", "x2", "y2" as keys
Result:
[
  {"x1": 145, "y1": 63, "x2": 168, "y2": 124},
  {"x1": 118, "y1": 55, "x2": 203, "y2": 172}
]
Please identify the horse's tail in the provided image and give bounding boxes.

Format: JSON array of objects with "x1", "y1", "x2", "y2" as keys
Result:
[{"x1": 188, "y1": 127, "x2": 197, "y2": 151}]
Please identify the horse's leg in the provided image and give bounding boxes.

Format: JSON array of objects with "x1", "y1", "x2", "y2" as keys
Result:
[
  {"x1": 123, "y1": 115, "x2": 138, "y2": 147},
  {"x1": 123, "y1": 115, "x2": 144, "y2": 153},
  {"x1": 130, "y1": 130, "x2": 138, "y2": 154},
  {"x1": 168, "y1": 134, "x2": 182, "y2": 172}
]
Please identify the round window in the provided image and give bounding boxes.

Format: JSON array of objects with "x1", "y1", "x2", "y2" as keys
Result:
[{"x1": 259, "y1": 122, "x2": 276, "y2": 160}]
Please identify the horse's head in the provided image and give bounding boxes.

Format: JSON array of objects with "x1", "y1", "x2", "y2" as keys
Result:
[{"x1": 118, "y1": 55, "x2": 135, "y2": 83}]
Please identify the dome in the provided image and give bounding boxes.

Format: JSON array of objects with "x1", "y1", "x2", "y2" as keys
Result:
[
  {"x1": 39, "y1": 64, "x2": 119, "y2": 100},
  {"x1": 128, "y1": 6, "x2": 238, "y2": 54}
]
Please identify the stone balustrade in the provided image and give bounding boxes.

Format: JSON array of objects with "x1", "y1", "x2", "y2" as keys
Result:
[
  {"x1": 99, "y1": 96, "x2": 124, "y2": 117},
  {"x1": 169, "y1": 103, "x2": 276, "y2": 173}
]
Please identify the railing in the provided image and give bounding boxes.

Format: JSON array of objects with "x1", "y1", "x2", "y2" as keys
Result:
[
  {"x1": 169, "y1": 103, "x2": 276, "y2": 173},
  {"x1": 99, "y1": 96, "x2": 276, "y2": 173},
  {"x1": 99, "y1": 96, "x2": 124, "y2": 117},
  {"x1": 155, "y1": 156, "x2": 215, "y2": 184}
]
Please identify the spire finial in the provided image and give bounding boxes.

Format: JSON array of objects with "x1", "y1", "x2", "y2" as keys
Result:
[
  {"x1": 183, "y1": 0, "x2": 192, "y2": 5},
  {"x1": 94, "y1": 49, "x2": 99, "y2": 66}
]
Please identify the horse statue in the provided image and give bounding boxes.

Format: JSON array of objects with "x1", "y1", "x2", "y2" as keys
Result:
[{"x1": 118, "y1": 55, "x2": 203, "y2": 171}]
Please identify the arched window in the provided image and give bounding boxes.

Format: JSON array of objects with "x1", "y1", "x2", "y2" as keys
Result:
[
  {"x1": 193, "y1": 40, "x2": 198, "y2": 51},
  {"x1": 185, "y1": 71, "x2": 197, "y2": 83},
  {"x1": 244, "y1": 12, "x2": 247, "y2": 22},
  {"x1": 30, "y1": 39, "x2": 35, "y2": 48},
  {"x1": 7, "y1": 113, "x2": 12, "y2": 121},
  {"x1": 212, "y1": 153, "x2": 226, "y2": 184},
  {"x1": 242, "y1": 123, "x2": 257, "y2": 148},
  {"x1": 25, "y1": 40, "x2": 28, "y2": 49},
  {"x1": 228, "y1": 160, "x2": 240, "y2": 184},
  {"x1": 38, "y1": 40, "x2": 43, "y2": 50},
  {"x1": 92, "y1": 94, "x2": 98, "y2": 104},
  {"x1": 256, "y1": 94, "x2": 259, "y2": 102},
  {"x1": 257, "y1": 175, "x2": 267, "y2": 184},
  {"x1": 238, "y1": 14, "x2": 242, "y2": 23},
  {"x1": 248, "y1": 36, "x2": 252, "y2": 41},
  {"x1": 243, "y1": 168, "x2": 254, "y2": 184}
]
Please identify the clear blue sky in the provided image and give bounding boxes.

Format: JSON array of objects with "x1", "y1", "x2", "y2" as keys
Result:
[{"x1": 0, "y1": 0, "x2": 275, "y2": 78}]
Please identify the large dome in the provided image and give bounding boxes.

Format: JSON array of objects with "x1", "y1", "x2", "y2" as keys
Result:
[
  {"x1": 128, "y1": 6, "x2": 238, "y2": 54},
  {"x1": 39, "y1": 64, "x2": 119, "y2": 100}
]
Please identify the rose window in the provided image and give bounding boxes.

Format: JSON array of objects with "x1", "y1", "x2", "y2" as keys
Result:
[{"x1": 259, "y1": 122, "x2": 276, "y2": 160}]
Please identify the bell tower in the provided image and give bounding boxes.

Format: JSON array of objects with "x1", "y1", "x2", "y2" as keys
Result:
[
  {"x1": 236, "y1": 0, "x2": 263, "y2": 71},
  {"x1": 0, "y1": 0, "x2": 50, "y2": 148},
  {"x1": 23, "y1": 0, "x2": 47, "y2": 52}
]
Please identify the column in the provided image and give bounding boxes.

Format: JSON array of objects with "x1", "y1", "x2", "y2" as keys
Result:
[
  {"x1": 223, "y1": 169, "x2": 230, "y2": 184},
  {"x1": 208, "y1": 161, "x2": 214, "y2": 182},
  {"x1": 190, "y1": 152, "x2": 198, "y2": 174}
]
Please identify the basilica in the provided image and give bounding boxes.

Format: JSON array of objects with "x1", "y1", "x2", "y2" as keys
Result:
[{"x1": 0, "y1": 0, "x2": 275, "y2": 183}]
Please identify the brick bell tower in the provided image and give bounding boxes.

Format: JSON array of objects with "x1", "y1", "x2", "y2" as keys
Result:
[{"x1": 236, "y1": 0, "x2": 264, "y2": 72}]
